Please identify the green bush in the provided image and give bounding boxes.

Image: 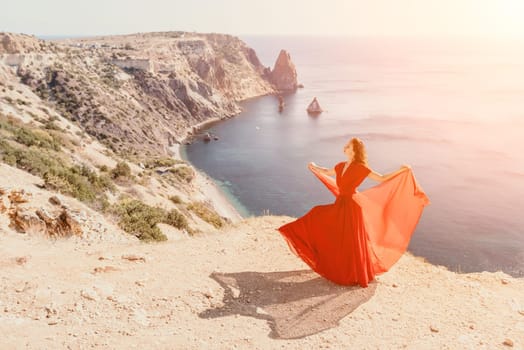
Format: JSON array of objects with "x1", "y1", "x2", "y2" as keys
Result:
[
  {"x1": 187, "y1": 201, "x2": 224, "y2": 228},
  {"x1": 2, "y1": 152, "x2": 17, "y2": 166},
  {"x1": 164, "y1": 209, "x2": 190, "y2": 231},
  {"x1": 0, "y1": 115, "x2": 60, "y2": 151},
  {"x1": 44, "y1": 120, "x2": 62, "y2": 131},
  {"x1": 145, "y1": 157, "x2": 182, "y2": 168},
  {"x1": 111, "y1": 198, "x2": 197, "y2": 241},
  {"x1": 111, "y1": 161, "x2": 132, "y2": 179},
  {"x1": 42, "y1": 164, "x2": 114, "y2": 203},
  {"x1": 145, "y1": 157, "x2": 186, "y2": 169},
  {"x1": 169, "y1": 166, "x2": 194, "y2": 183},
  {"x1": 113, "y1": 199, "x2": 167, "y2": 242},
  {"x1": 0, "y1": 135, "x2": 113, "y2": 207},
  {"x1": 13, "y1": 125, "x2": 61, "y2": 151},
  {"x1": 43, "y1": 172, "x2": 75, "y2": 196}
]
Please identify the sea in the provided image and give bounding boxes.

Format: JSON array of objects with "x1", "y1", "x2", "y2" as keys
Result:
[{"x1": 182, "y1": 36, "x2": 524, "y2": 277}]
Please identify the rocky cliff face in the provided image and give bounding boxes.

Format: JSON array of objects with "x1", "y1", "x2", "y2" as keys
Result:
[
  {"x1": 1, "y1": 32, "x2": 277, "y2": 158},
  {"x1": 0, "y1": 33, "x2": 46, "y2": 54},
  {"x1": 269, "y1": 49, "x2": 298, "y2": 91},
  {"x1": 0, "y1": 31, "x2": 299, "y2": 242}
]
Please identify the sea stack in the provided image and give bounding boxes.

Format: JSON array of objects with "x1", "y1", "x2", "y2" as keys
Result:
[
  {"x1": 307, "y1": 97, "x2": 323, "y2": 115},
  {"x1": 269, "y1": 49, "x2": 298, "y2": 91}
]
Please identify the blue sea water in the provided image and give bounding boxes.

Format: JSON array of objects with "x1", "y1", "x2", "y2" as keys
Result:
[{"x1": 183, "y1": 36, "x2": 524, "y2": 276}]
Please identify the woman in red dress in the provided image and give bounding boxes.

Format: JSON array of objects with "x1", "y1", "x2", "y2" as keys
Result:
[{"x1": 278, "y1": 138, "x2": 429, "y2": 287}]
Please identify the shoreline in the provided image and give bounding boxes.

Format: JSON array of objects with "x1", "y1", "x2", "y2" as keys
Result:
[
  {"x1": 171, "y1": 116, "x2": 226, "y2": 159},
  {"x1": 170, "y1": 115, "x2": 244, "y2": 223}
]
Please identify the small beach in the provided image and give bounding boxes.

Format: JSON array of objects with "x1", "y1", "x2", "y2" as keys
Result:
[{"x1": 171, "y1": 118, "x2": 244, "y2": 223}]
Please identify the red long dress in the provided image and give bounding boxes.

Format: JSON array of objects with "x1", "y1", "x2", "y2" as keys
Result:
[{"x1": 278, "y1": 161, "x2": 429, "y2": 287}]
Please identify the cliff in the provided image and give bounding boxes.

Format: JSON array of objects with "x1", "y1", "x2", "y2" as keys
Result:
[
  {"x1": 0, "y1": 31, "x2": 522, "y2": 349},
  {"x1": 1, "y1": 32, "x2": 275, "y2": 159},
  {"x1": 0, "y1": 31, "x2": 279, "y2": 243}
]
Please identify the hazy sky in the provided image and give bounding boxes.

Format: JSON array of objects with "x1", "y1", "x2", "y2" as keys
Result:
[{"x1": 2, "y1": 0, "x2": 524, "y2": 37}]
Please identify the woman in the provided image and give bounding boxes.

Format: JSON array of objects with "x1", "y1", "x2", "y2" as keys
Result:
[{"x1": 278, "y1": 137, "x2": 429, "y2": 287}]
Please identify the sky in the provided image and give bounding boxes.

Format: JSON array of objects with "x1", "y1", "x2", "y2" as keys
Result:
[{"x1": 2, "y1": 0, "x2": 524, "y2": 38}]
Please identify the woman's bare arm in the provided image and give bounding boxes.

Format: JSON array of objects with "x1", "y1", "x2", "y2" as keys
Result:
[
  {"x1": 308, "y1": 162, "x2": 336, "y2": 176},
  {"x1": 368, "y1": 165, "x2": 410, "y2": 182}
]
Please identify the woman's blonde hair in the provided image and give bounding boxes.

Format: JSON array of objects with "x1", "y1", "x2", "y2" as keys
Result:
[{"x1": 350, "y1": 137, "x2": 368, "y2": 165}]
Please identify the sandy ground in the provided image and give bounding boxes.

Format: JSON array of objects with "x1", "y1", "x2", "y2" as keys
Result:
[{"x1": 1, "y1": 214, "x2": 523, "y2": 350}]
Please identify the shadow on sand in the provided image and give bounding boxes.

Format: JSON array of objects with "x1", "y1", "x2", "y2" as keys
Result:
[{"x1": 198, "y1": 270, "x2": 377, "y2": 339}]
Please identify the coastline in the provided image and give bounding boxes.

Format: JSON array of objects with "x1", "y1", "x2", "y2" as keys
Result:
[
  {"x1": 171, "y1": 116, "x2": 226, "y2": 159},
  {"x1": 170, "y1": 116, "x2": 244, "y2": 223}
]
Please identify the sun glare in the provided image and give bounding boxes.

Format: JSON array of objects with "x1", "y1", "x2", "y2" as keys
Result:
[{"x1": 481, "y1": 0, "x2": 524, "y2": 37}]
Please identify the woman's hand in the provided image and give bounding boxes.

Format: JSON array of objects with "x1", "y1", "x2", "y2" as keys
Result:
[
  {"x1": 308, "y1": 162, "x2": 317, "y2": 170},
  {"x1": 401, "y1": 164, "x2": 411, "y2": 171}
]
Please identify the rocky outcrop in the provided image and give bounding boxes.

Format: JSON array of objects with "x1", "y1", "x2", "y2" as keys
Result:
[
  {"x1": 0, "y1": 33, "x2": 43, "y2": 54},
  {"x1": 307, "y1": 97, "x2": 323, "y2": 115},
  {"x1": 111, "y1": 58, "x2": 152, "y2": 72},
  {"x1": 269, "y1": 49, "x2": 298, "y2": 91},
  {"x1": 9, "y1": 208, "x2": 48, "y2": 235},
  {"x1": 0, "y1": 32, "x2": 283, "y2": 158},
  {"x1": 4, "y1": 189, "x2": 82, "y2": 237}
]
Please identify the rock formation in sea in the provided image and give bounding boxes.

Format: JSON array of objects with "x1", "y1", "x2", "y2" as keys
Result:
[
  {"x1": 307, "y1": 97, "x2": 323, "y2": 115},
  {"x1": 269, "y1": 49, "x2": 298, "y2": 91}
]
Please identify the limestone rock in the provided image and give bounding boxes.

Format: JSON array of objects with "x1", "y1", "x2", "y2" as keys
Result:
[
  {"x1": 35, "y1": 209, "x2": 82, "y2": 237},
  {"x1": 14, "y1": 256, "x2": 29, "y2": 265},
  {"x1": 80, "y1": 288, "x2": 100, "y2": 301},
  {"x1": 8, "y1": 190, "x2": 31, "y2": 204},
  {"x1": 269, "y1": 50, "x2": 298, "y2": 91},
  {"x1": 93, "y1": 266, "x2": 119, "y2": 274},
  {"x1": 0, "y1": 33, "x2": 43, "y2": 54},
  {"x1": 48, "y1": 196, "x2": 61, "y2": 206},
  {"x1": 0, "y1": 200, "x2": 6, "y2": 214},
  {"x1": 54, "y1": 210, "x2": 82, "y2": 237},
  {"x1": 122, "y1": 254, "x2": 146, "y2": 263},
  {"x1": 9, "y1": 207, "x2": 82, "y2": 238},
  {"x1": 307, "y1": 97, "x2": 323, "y2": 115},
  {"x1": 9, "y1": 208, "x2": 47, "y2": 235}
]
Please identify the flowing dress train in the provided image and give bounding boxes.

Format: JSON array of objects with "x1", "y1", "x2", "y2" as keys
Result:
[{"x1": 278, "y1": 161, "x2": 429, "y2": 287}]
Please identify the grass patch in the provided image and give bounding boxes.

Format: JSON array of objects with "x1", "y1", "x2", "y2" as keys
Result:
[
  {"x1": 145, "y1": 157, "x2": 182, "y2": 168},
  {"x1": 112, "y1": 198, "x2": 195, "y2": 241},
  {"x1": 187, "y1": 201, "x2": 224, "y2": 229},
  {"x1": 1, "y1": 116, "x2": 61, "y2": 151},
  {"x1": 169, "y1": 166, "x2": 194, "y2": 183},
  {"x1": 164, "y1": 208, "x2": 190, "y2": 232},
  {"x1": 111, "y1": 161, "x2": 132, "y2": 179},
  {"x1": 0, "y1": 115, "x2": 113, "y2": 209},
  {"x1": 112, "y1": 199, "x2": 167, "y2": 242}
]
